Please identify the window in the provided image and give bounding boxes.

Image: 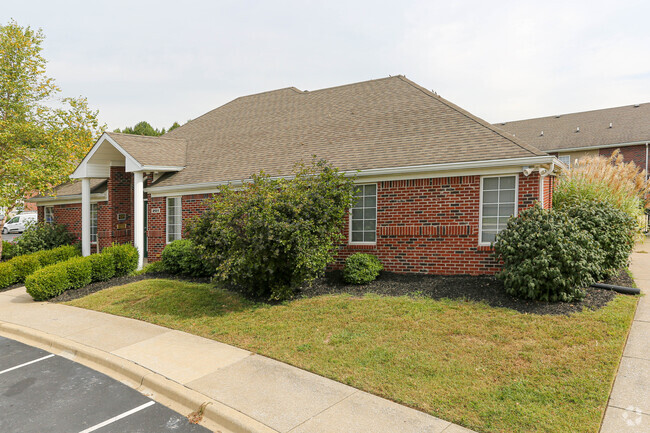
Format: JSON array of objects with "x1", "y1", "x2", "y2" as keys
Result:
[
  {"x1": 44, "y1": 207, "x2": 54, "y2": 224},
  {"x1": 480, "y1": 176, "x2": 517, "y2": 244},
  {"x1": 90, "y1": 204, "x2": 98, "y2": 244},
  {"x1": 166, "y1": 197, "x2": 182, "y2": 243},
  {"x1": 558, "y1": 155, "x2": 571, "y2": 168},
  {"x1": 350, "y1": 184, "x2": 377, "y2": 243},
  {"x1": 6, "y1": 216, "x2": 18, "y2": 224}
]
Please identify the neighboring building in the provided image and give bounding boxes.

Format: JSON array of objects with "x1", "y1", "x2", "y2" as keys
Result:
[
  {"x1": 31, "y1": 76, "x2": 558, "y2": 275},
  {"x1": 496, "y1": 103, "x2": 650, "y2": 171}
]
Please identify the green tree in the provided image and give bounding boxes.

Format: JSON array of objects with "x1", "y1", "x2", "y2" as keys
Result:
[
  {"x1": 114, "y1": 120, "x2": 182, "y2": 136},
  {"x1": 0, "y1": 20, "x2": 102, "y2": 259},
  {"x1": 187, "y1": 159, "x2": 356, "y2": 301}
]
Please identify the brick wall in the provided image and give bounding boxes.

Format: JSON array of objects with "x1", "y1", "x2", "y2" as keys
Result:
[
  {"x1": 41, "y1": 171, "x2": 549, "y2": 275},
  {"x1": 599, "y1": 144, "x2": 648, "y2": 172}
]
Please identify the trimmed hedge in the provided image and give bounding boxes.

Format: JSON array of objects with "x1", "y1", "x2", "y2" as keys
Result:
[
  {"x1": 25, "y1": 265, "x2": 69, "y2": 301},
  {"x1": 102, "y1": 243, "x2": 138, "y2": 277},
  {"x1": 88, "y1": 253, "x2": 115, "y2": 282},
  {"x1": 0, "y1": 262, "x2": 16, "y2": 288},
  {"x1": 343, "y1": 253, "x2": 383, "y2": 284},
  {"x1": 33, "y1": 245, "x2": 79, "y2": 267},
  {"x1": 161, "y1": 239, "x2": 212, "y2": 277},
  {"x1": 11, "y1": 254, "x2": 42, "y2": 283},
  {"x1": 64, "y1": 257, "x2": 92, "y2": 290}
]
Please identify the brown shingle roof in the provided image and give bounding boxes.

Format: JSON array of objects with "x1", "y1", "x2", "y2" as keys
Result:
[
  {"x1": 495, "y1": 103, "x2": 650, "y2": 152},
  {"x1": 35, "y1": 179, "x2": 107, "y2": 198},
  {"x1": 105, "y1": 132, "x2": 187, "y2": 167},
  {"x1": 148, "y1": 76, "x2": 546, "y2": 188}
]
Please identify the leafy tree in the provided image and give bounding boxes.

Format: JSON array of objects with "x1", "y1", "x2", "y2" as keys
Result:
[
  {"x1": 114, "y1": 120, "x2": 182, "y2": 136},
  {"x1": 187, "y1": 159, "x2": 356, "y2": 301},
  {"x1": 0, "y1": 20, "x2": 102, "y2": 260}
]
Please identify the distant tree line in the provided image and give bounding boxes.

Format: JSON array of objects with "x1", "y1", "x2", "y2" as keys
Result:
[{"x1": 113, "y1": 120, "x2": 181, "y2": 136}]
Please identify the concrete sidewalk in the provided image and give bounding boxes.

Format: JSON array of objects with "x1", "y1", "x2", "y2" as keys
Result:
[
  {"x1": 600, "y1": 237, "x2": 650, "y2": 432},
  {"x1": 0, "y1": 286, "x2": 474, "y2": 433}
]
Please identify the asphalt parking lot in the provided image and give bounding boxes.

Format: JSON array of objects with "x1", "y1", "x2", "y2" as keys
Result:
[
  {"x1": 0, "y1": 336, "x2": 210, "y2": 433},
  {"x1": 2, "y1": 233, "x2": 20, "y2": 243}
]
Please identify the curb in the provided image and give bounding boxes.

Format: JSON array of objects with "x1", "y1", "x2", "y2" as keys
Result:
[{"x1": 0, "y1": 321, "x2": 278, "y2": 433}]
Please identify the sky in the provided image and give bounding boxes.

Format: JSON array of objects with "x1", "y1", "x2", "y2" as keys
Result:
[{"x1": 4, "y1": 0, "x2": 650, "y2": 131}]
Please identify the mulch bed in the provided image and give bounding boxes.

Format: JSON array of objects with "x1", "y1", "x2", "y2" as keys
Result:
[
  {"x1": 297, "y1": 268, "x2": 636, "y2": 316},
  {"x1": 43, "y1": 267, "x2": 636, "y2": 316}
]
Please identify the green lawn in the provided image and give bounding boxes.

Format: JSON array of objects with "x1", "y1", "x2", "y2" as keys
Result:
[{"x1": 66, "y1": 279, "x2": 638, "y2": 433}]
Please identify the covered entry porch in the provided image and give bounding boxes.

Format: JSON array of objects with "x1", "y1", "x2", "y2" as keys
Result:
[{"x1": 70, "y1": 133, "x2": 186, "y2": 269}]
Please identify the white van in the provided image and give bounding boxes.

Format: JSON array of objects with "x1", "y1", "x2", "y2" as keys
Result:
[{"x1": 2, "y1": 213, "x2": 37, "y2": 234}]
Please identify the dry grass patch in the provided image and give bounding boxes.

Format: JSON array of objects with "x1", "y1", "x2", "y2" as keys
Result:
[{"x1": 66, "y1": 279, "x2": 638, "y2": 433}]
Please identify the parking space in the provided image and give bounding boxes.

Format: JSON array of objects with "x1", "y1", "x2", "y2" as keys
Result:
[
  {"x1": 2, "y1": 233, "x2": 20, "y2": 243},
  {"x1": 0, "y1": 336, "x2": 210, "y2": 433}
]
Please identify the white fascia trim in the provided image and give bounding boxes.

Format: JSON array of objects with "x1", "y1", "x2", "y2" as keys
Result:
[
  {"x1": 546, "y1": 140, "x2": 650, "y2": 153},
  {"x1": 145, "y1": 156, "x2": 555, "y2": 197},
  {"x1": 141, "y1": 165, "x2": 185, "y2": 172},
  {"x1": 71, "y1": 133, "x2": 143, "y2": 178},
  {"x1": 31, "y1": 192, "x2": 108, "y2": 207}
]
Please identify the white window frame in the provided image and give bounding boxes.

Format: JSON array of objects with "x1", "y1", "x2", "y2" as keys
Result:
[
  {"x1": 478, "y1": 175, "x2": 519, "y2": 246},
  {"x1": 90, "y1": 203, "x2": 98, "y2": 244},
  {"x1": 558, "y1": 155, "x2": 571, "y2": 168},
  {"x1": 166, "y1": 196, "x2": 182, "y2": 244},
  {"x1": 349, "y1": 183, "x2": 378, "y2": 245},
  {"x1": 44, "y1": 206, "x2": 54, "y2": 224}
]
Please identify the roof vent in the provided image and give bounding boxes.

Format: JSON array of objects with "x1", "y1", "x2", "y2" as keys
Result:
[
  {"x1": 555, "y1": 115, "x2": 561, "y2": 118},
  {"x1": 609, "y1": 122, "x2": 613, "y2": 128},
  {"x1": 634, "y1": 104, "x2": 640, "y2": 107},
  {"x1": 576, "y1": 126, "x2": 580, "y2": 133},
  {"x1": 540, "y1": 131, "x2": 544, "y2": 136},
  {"x1": 501, "y1": 122, "x2": 506, "y2": 125}
]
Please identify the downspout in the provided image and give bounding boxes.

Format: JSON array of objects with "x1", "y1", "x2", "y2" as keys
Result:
[
  {"x1": 538, "y1": 163, "x2": 555, "y2": 208},
  {"x1": 645, "y1": 142, "x2": 648, "y2": 178}
]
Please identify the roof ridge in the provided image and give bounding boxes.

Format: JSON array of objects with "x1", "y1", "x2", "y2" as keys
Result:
[
  {"x1": 107, "y1": 131, "x2": 186, "y2": 142},
  {"x1": 500, "y1": 101, "x2": 650, "y2": 125},
  {"x1": 395, "y1": 76, "x2": 547, "y2": 157}
]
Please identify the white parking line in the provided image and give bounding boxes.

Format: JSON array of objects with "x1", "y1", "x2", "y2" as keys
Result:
[
  {"x1": 77, "y1": 401, "x2": 155, "y2": 433},
  {"x1": 0, "y1": 354, "x2": 55, "y2": 375}
]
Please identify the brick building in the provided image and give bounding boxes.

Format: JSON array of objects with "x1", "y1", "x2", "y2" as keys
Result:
[
  {"x1": 496, "y1": 102, "x2": 650, "y2": 171},
  {"x1": 31, "y1": 76, "x2": 558, "y2": 274}
]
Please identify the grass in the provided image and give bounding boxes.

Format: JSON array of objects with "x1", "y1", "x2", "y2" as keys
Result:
[{"x1": 66, "y1": 279, "x2": 638, "y2": 433}]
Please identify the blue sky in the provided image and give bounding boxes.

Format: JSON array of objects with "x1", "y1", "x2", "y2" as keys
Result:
[{"x1": 4, "y1": 0, "x2": 650, "y2": 130}]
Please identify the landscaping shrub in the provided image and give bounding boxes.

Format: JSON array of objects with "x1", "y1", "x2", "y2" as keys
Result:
[
  {"x1": 188, "y1": 159, "x2": 355, "y2": 300},
  {"x1": 14, "y1": 222, "x2": 75, "y2": 256},
  {"x1": 161, "y1": 239, "x2": 212, "y2": 277},
  {"x1": 25, "y1": 265, "x2": 69, "y2": 301},
  {"x1": 554, "y1": 150, "x2": 650, "y2": 224},
  {"x1": 88, "y1": 253, "x2": 115, "y2": 282},
  {"x1": 102, "y1": 243, "x2": 138, "y2": 277},
  {"x1": 0, "y1": 262, "x2": 16, "y2": 288},
  {"x1": 2, "y1": 240, "x2": 18, "y2": 261},
  {"x1": 343, "y1": 253, "x2": 383, "y2": 284},
  {"x1": 64, "y1": 256, "x2": 92, "y2": 290},
  {"x1": 11, "y1": 254, "x2": 41, "y2": 283},
  {"x1": 561, "y1": 201, "x2": 637, "y2": 278},
  {"x1": 33, "y1": 245, "x2": 79, "y2": 267},
  {"x1": 493, "y1": 204, "x2": 603, "y2": 302}
]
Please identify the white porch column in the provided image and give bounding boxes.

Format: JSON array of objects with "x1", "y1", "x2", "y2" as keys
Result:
[
  {"x1": 81, "y1": 178, "x2": 91, "y2": 257},
  {"x1": 133, "y1": 171, "x2": 144, "y2": 270}
]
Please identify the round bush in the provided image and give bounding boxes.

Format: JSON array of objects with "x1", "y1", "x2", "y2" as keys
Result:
[
  {"x1": 559, "y1": 201, "x2": 637, "y2": 278},
  {"x1": 88, "y1": 253, "x2": 115, "y2": 282},
  {"x1": 161, "y1": 239, "x2": 212, "y2": 277},
  {"x1": 10, "y1": 254, "x2": 41, "y2": 283},
  {"x1": 64, "y1": 257, "x2": 92, "y2": 290},
  {"x1": 14, "y1": 222, "x2": 75, "y2": 256},
  {"x1": 102, "y1": 243, "x2": 139, "y2": 276},
  {"x1": 2, "y1": 240, "x2": 18, "y2": 261},
  {"x1": 0, "y1": 262, "x2": 16, "y2": 288},
  {"x1": 25, "y1": 265, "x2": 70, "y2": 301},
  {"x1": 343, "y1": 253, "x2": 383, "y2": 284},
  {"x1": 493, "y1": 204, "x2": 603, "y2": 302}
]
